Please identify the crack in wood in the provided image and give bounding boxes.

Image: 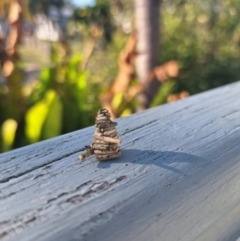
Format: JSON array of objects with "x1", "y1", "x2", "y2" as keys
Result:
[
  {"x1": 1, "y1": 82, "x2": 240, "y2": 241},
  {"x1": 0, "y1": 151, "x2": 80, "y2": 184},
  {"x1": 121, "y1": 119, "x2": 159, "y2": 135},
  {"x1": 67, "y1": 176, "x2": 127, "y2": 204}
]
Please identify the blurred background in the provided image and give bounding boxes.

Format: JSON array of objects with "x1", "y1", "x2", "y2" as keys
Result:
[{"x1": 0, "y1": 0, "x2": 239, "y2": 152}]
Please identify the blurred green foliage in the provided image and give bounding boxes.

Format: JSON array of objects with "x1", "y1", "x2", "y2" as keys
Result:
[
  {"x1": 160, "y1": 0, "x2": 240, "y2": 95},
  {"x1": 150, "y1": 81, "x2": 176, "y2": 107},
  {"x1": 25, "y1": 89, "x2": 62, "y2": 144},
  {"x1": 0, "y1": 43, "x2": 100, "y2": 152},
  {"x1": 1, "y1": 0, "x2": 240, "y2": 152},
  {"x1": 30, "y1": 43, "x2": 100, "y2": 134},
  {"x1": 73, "y1": 0, "x2": 114, "y2": 43}
]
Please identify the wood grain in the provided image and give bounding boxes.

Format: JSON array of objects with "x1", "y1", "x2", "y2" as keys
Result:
[{"x1": 0, "y1": 81, "x2": 240, "y2": 241}]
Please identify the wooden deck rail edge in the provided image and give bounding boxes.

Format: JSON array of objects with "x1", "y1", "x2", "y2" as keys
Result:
[{"x1": 1, "y1": 81, "x2": 240, "y2": 241}]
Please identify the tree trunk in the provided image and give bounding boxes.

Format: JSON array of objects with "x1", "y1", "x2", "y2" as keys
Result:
[{"x1": 134, "y1": 0, "x2": 161, "y2": 109}]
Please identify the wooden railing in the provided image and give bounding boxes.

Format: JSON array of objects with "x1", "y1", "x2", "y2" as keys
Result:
[{"x1": 1, "y1": 81, "x2": 240, "y2": 241}]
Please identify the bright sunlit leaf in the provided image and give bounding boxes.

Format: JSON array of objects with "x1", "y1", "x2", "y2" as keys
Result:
[
  {"x1": 77, "y1": 72, "x2": 87, "y2": 90},
  {"x1": 120, "y1": 108, "x2": 132, "y2": 117},
  {"x1": 41, "y1": 92, "x2": 62, "y2": 140},
  {"x1": 25, "y1": 90, "x2": 61, "y2": 143},
  {"x1": 1, "y1": 119, "x2": 17, "y2": 151},
  {"x1": 112, "y1": 92, "x2": 124, "y2": 110}
]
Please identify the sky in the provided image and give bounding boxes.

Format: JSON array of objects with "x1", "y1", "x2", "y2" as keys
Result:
[{"x1": 71, "y1": 0, "x2": 96, "y2": 8}]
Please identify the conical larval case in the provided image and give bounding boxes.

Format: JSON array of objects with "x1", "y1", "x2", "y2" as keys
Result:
[{"x1": 79, "y1": 109, "x2": 121, "y2": 161}]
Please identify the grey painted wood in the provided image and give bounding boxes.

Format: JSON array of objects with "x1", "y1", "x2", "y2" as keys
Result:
[{"x1": 0, "y1": 81, "x2": 240, "y2": 241}]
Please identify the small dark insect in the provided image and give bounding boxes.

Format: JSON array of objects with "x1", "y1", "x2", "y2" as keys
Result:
[{"x1": 79, "y1": 108, "x2": 122, "y2": 161}]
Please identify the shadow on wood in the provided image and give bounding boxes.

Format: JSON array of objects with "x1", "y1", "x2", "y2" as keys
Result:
[{"x1": 97, "y1": 149, "x2": 206, "y2": 175}]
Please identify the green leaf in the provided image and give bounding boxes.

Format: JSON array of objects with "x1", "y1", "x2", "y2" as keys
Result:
[
  {"x1": 25, "y1": 99, "x2": 49, "y2": 143},
  {"x1": 120, "y1": 108, "x2": 132, "y2": 117},
  {"x1": 40, "y1": 69, "x2": 51, "y2": 82},
  {"x1": 41, "y1": 91, "x2": 62, "y2": 140},
  {"x1": 1, "y1": 119, "x2": 17, "y2": 151},
  {"x1": 25, "y1": 90, "x2": 62, "y2": 143},
  {"x1": 77, "y1": 72, "x2": 87, "y2": 90},
  {"x1": 112, "y1": 92, "x2": 124, "y2": 110},
  {"x1": 150, "y1": 81, "x2": 176, "y2": 107}
]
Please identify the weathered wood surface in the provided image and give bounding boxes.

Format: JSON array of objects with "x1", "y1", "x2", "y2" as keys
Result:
[{"x1": 1, "y1": 81, "x2": 240, "y2": 241}]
